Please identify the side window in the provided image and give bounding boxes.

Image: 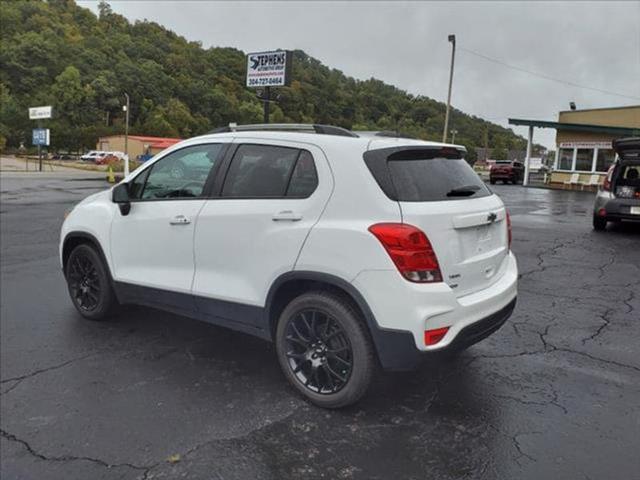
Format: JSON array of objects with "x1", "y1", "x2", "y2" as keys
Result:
[
  {"x1": 140, "y1": 144, "x2": 223, "y2": 200},
  {"x1": 286, "y1": 150, "x2": 318, "y2": 197},
  {"x1": 221, "y1": 145, "x2": 299, "y2": 198},
  {"x1": 129, "y1": 168, "x2": 150, "y2": 200}
]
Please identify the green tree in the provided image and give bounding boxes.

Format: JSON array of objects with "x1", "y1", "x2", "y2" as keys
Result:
[{"x1": 0, "y1": 0, "x2": 539, "y2": 153}]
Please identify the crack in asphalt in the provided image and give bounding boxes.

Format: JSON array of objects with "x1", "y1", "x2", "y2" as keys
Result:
[
  {"x1": 0, "y1": 428, "x2": 149, "y2": 473},
  {"x1": 0, "y1": 353, "x2": 96, "y2": 394},
  {"x1": 596, "y1": 254, "x2": 616, "y2": 280},
  {"x1": 582, "y1": 307, "x2": 614, "y2": 345},
  {"x1": 485, "y1": 423, "x2": 539, "y2": 465},
  {"x1": 517, "y1": 238, "x2": 577, "y2": 279},
  {"x1": 490, "y1": 393, "x2": 567, "y2": 414},
  {"x1": 512, "y1": 432, "x2": 541, "y2": 464}
]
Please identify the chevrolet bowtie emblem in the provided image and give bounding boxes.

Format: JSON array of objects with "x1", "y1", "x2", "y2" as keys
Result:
[{"x1": 487, "y1": 212, "x2": 497, "y2": 223}]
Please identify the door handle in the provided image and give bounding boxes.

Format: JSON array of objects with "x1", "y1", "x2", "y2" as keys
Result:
[
  {"x1": 169, "y1": 215, "x2": 191, "y2": 225},
  {"x1": 272, "y1": 210, "x2": 303, "y2": 222}
]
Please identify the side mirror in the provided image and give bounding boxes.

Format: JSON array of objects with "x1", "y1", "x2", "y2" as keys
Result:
[{"x1": 112, "y1": 183, "x2": 131, "y2": 216}]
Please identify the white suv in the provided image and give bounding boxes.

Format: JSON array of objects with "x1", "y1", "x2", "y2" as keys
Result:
[{"x1": 60, "y1": 124, "x2": 518, "y2": 408}]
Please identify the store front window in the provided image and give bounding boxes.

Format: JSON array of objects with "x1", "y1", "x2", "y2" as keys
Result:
[
  {"x1": 595, "y1": 149, "x2": 615, "y2": 172},
  {"x1": 558, "y1": 148, "x2": 573, "y2": 170},
  {"x1": 575, "y1": 148, "x2": 593, "y2": 171}
]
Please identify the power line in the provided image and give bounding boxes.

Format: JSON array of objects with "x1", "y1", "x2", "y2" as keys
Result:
[{"x1": 459, "y1": 46, "x2": 640, "y2": 101}]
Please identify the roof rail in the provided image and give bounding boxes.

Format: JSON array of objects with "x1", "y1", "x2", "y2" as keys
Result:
[{"x1": 209, "y1": 123, "x2": 359, "y2": 138}]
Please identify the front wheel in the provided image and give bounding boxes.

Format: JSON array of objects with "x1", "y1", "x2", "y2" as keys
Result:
[
  {"x1": 65, "y1": 244, "x2": 117, "y2": 320},
  {"x1": 592, "y1": 214, "x2": 607, "y2": 231},
  {"x1": 275, "y1": 292, "x2": 375, "y2": 408}
]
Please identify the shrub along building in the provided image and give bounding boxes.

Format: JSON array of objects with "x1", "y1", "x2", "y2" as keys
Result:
[
  {"x1": 509, "y1": 105, "x2": 640, "y2": 190},
  {"x1": 97, "y1": 135, "x2": 181, "y2": 161}
]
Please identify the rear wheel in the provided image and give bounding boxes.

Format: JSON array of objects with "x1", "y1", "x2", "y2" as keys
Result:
[
  {"x1": 489, "y1": 179, "x2": 496, "y2": 185},
  {"x1": 275, "y1": 291, "x2": 375, "y2": 408},
  {"x1": 65, "y1": 244, "x2": 117, "y2": 320},
  {"x1": 592, "y1": 214, "x2": 607, "y2": 231}
]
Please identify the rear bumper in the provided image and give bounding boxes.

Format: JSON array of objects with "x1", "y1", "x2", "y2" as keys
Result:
[
  {"x1": 366, "y1": 298, "x2": 516, "y2": 371},
  {"x1": 594, "y1": 193, "x2": 640, "y2": 222},
  {"x1": 353, "y1": 252, "x2": 518, "y2": 370}
]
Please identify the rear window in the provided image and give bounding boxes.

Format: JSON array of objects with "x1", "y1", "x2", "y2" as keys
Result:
[{"x1": 364, "y1": 147, "x2": 491, "y2": 202}]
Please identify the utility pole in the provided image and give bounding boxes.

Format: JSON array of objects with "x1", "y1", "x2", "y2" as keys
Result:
[
  {"x1": 450, "y1": 129, "x2": 458, "y2": 144},
  {"x1": 38, "y1": 120, "x2": 43, "y2": 172},
  {"x1": 123, "y1": 93, "x2": 130, "y2": 177},
  {"x1": 442, "y1": 34, "x2": 456, "y2": 143}
]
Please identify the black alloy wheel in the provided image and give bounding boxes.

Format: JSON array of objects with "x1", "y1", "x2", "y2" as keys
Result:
[
  {"x1": 65, "y1": 244, "x2": 117, "y2": 320},
  {"x1": 283, "y1": 309, "x2": 353, "y2": 394},
  {"x1": 67, "y1": 251, "x2": 101, "y2": 312},
  {"x1": 276, "y1": 292, "x2": 375, "y2": 408}
]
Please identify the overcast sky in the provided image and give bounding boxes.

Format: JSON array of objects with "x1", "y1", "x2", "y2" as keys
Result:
[{"x1": 79, "y1": 1, "x2": 640, "y2": 148}]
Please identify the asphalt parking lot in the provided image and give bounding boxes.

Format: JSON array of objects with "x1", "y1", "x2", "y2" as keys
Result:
[{"x1": 1, "y1": 173, "x2": 639, "y2": 480}]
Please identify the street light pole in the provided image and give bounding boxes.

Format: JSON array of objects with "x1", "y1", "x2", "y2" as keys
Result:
[
  {"x1": 123, "y1": 93, "x2": 130, "y2": 177},
  {"x1": 442, "y1": 34, "x2": 456, "y2": 143}
]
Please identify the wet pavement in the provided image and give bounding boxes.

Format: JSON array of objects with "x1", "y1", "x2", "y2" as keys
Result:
[{"x1": 1, "y1": 175, "x2": 639, "y2": 480}]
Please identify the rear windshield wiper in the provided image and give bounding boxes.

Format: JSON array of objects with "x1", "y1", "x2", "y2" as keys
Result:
[{"x1": 446, "y1": 185, "x2": 481, "y2": 197}]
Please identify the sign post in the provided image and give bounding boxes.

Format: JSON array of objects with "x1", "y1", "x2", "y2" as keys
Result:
[
  {"x1": 29, "y1": 106, "x2": 52, "y2": 172},
  {"x1": 32, "y1": 128, "x2": 50, "y2": 172},
  {"x1": 246, "y1": 50, "x2": 292, "y2": 123}
]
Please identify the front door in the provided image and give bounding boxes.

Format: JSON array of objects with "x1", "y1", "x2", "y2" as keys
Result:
[{"x1": 110, "y1": 143, "x2": 225, "y2": 301}]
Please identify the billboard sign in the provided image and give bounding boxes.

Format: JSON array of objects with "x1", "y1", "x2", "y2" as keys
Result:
[
  {"x1": 246, "y1": 50, "x2": 292, "y2": 88},
  {"x1": 29, "y1": 106, "x2": 53, "y2": 120},
  {"x1": 32, "y1": 128, "x2": 50, "y2": 146}
]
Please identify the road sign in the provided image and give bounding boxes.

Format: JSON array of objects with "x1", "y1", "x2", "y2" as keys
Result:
[
  {"x1": 29, "y1": 106, "x2": 52, "y2": 120},
  {"x1": 32, "y1": 128, "x2": 50, "y2": 146},
  {"x1": 246, "y1": 50, "x2": 292, "y2": 88}
]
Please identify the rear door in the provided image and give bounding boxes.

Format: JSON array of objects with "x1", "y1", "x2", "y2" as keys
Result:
[
  {"x1": 364, "y1": 146, "x2": 509, "y2": 297},
  {"x1": 192, "y1": 140, "x2": 332, "y2": 324}
]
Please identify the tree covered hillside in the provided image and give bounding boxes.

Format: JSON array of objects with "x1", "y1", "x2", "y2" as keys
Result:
[{"x1": 0, "y1": 0, "x2": 530, "y2": 157}]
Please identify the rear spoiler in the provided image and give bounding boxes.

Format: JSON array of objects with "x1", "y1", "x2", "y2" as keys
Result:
[{"x1": 613, "y1": 137, "x2": 640, "y2": 160}]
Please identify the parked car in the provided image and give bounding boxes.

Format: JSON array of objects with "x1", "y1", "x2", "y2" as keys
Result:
[
  {"x1": 593, "y1": 137, "x2": 640, "y2": 230},
  {"x1": 60, "y1": 124, "x2": 518, "y2": 408},
  {"x1": 489, "y1": 160, "x2": 524, "y2": 184},
  {"x1": 80, "y1": 150, "x2": 104, "y2": 162}
]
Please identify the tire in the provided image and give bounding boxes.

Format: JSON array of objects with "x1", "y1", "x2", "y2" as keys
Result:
[
  {"x1": 592, "y1": 215, "x2": 607, "y2": 231},
  {"x1": 65, "y1": 244, "x2": 117, "y2": 320},
  {"x1": 489, "y1": 179, "x2": 496, "y2": 185},
  {"x1": 275, "y1": 291, "x2": 375, "y2": 408}
]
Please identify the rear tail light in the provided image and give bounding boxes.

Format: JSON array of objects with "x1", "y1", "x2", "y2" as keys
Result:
[
  {"x1": 425, "y1": 327, "x2": 449, "y2": 346},
  {"x1": 603, "y1": 165, "x2": 614, "y2": 191},
  {"x1": 368, "y1": 223, "x2": 442, "y2": 283},
  {"x1": 506, "y1": 210, "x2": 512, "y2": 250}
]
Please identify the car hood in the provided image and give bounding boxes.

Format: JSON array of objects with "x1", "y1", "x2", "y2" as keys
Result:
[{"x1": 77, "y1": 188, "x2": 112, "y2": 206}]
